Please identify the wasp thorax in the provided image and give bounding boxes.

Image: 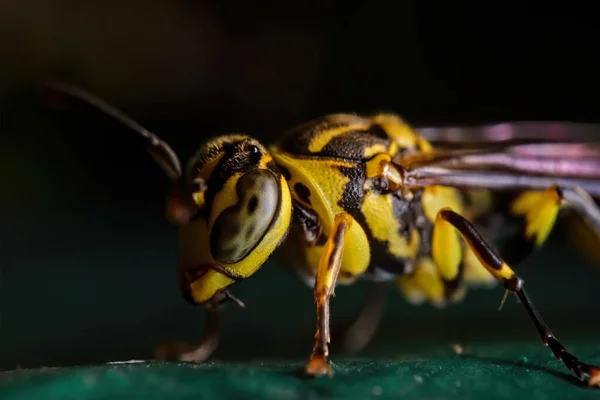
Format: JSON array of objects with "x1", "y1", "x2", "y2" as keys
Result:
[{"x1": 209, "y1": 169, "x2": 280, "y2": 264}]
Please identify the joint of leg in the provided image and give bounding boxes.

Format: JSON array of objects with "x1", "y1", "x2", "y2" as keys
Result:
[
  {"x1": 437, "y1": 207, "x2": 453, "y2": 220},
  {"x1": 365, "y1": 154, "x2": 404, "y2": 192},
  {"x1": 503, "y1": 275, "x2": 523, "y2": 292}
]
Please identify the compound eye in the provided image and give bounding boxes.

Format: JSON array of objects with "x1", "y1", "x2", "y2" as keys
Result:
[{"x1": 210, "y1": 169, "x2": 280, "y2": 264}]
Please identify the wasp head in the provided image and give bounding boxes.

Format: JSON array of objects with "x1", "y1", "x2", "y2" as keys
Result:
[{"x1": 176, "y1": 135, "x2": 292, "y2": 305}]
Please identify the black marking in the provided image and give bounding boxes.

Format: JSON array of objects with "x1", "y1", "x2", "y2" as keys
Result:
[
  {"x1": 265, "y1": 160, "x2": 279, "y2": 173},
  {"x1": 340, "y1": 271, "x2": 354, "y2": 280},
  {"x1": 279, "y1": 165, "x2": 292, "y2": 180},
  {"x1": 278, "y1": 115, "x2": 390, "y2": 161},
  {"x1": 337, "y1": 163, "x2": 417, "y2": 276},
  {"x1": 338, "y1": 165, "x2": 365, "y2": 212},
  {"x1": 493, "y1": 214, "x2": 536, "y2": 265},
  {"x1": 468, "y1": 190, "x2": 538, "y2": 265},
  {"x1": 277, "y1": 115, "x2": 352, "y2": 156},
  {"x1": 440, "y1": 209, "x2": 504, "y2": 270},
  {"x1": 294, "y1": 182, "x2": 312, "y2": 206},
  {"x1": 505, "y1": 276, "x2": 523, "y2": 291},
  {"x1": 333, "y1": 221, "x2": 347, "y2": 245},
  {"x1": 179, "y1": 267, "x2": 210, "y2": 304},
  {"x1": 316, "y1": 234, "x2": 328, "y2": 246},
  {"x1": 321, "y1": 131, "x2": 389, "y2": 160},
  {"x1": 248, "y1": 196, "x2": 258, "y2": 213},
  {"x1": 369, "y1": 124, "x2": 390, "y2": 140},
  {"x1": 443, "y1": 261, "x2": 466, "y2": 300},
  {"x1": 246, "y1": 223, "x2": 256, "y2": 238},
  {"x1": 554, "y1": 186, "x2": 564, "y2": 199},
  {"x1": 201, "y1": 139, "x2": 265, "y2": 218},
  {"x1": 294, "y1": 203, "x2": 321, "y2": 245}
]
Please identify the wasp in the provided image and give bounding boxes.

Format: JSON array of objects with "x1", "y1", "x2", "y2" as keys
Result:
[{"x1": 46, "y1": 82, "x2": 600, "y2": 387}]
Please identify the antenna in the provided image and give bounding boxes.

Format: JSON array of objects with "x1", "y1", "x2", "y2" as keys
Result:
[{"x1": 45, "y1": 80, "x2": 182, "y2": 182}]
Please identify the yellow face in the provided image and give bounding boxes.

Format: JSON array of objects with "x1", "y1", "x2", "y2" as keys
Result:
[{"x1": 177, "y1": 135, "x2": 292, "y2": 304}]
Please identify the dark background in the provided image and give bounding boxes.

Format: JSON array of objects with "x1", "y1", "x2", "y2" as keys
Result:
[{"x1": 2, "y1": 2, "x2": 600, "y2": 372}]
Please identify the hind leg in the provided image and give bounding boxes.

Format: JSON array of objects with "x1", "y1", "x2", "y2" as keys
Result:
[{"x1": 434, "y1": 206, "x2": 600, "y2": 387}]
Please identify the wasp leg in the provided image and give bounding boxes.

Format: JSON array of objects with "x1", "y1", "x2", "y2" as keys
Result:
[
  {"x1": 339, "y1": 283, "x2": 388, "y2": 354},
  {"x1": 397, "y1": 257, "x2": 448, "y2": 307},
  {"x1": 305, "y1": 212, "x2": 353, "y2": 378},
  {"x1": 436, "y1": 207, "x2": 600, "y2": 387},
  {"x1": 154, "y1": 309, "x2": 221, "y2": 362}
]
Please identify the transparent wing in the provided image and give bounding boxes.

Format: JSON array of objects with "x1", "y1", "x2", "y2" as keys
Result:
[{"x1": 417, "y1": 121, "x2": 600, "y2": 148}]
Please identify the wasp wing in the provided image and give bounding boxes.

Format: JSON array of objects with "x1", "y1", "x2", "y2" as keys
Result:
[
  {"x1": 397, "y1": 136, "x2": 600, "y2": 260},
  {"x1": 416, "y1": 121, "x2": 600, "y2": 148},
  {"x1": 397, "y1": 141, "x2": 600, "y2": 197}
]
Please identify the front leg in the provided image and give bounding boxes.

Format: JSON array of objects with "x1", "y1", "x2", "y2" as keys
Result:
[
  {"x1": 154, "y1": 309, "x2": 221, "y2": 362},
  {"x1": 305, "y1": 212, "x2": 353, "y2": 378}
]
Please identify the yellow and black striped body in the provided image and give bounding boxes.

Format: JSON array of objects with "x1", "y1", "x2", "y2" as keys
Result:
[
  {"x1": 176, "y1": 113, "x2": 564, "y2": 309},
  {"x1": 270, "y1": 113, "x2": 564, "y2": 307},
  {"x1": 271, "y1": 114, "x2": 424, "y2": 282}
]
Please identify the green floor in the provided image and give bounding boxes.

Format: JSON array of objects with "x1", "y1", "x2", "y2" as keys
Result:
[{"x1": 2, "y1": 339, "x2": 599, "y2": 400}]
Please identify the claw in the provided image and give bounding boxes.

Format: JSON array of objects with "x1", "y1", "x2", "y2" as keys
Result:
[
  {"x1": 586, "y1": 365, "x2": 600, "y2": 387},
  {"x1": 305, "y1": 356, "x2": 334, "y2": 378}
]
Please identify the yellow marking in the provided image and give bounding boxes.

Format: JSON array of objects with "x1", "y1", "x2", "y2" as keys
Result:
[
  {"x1": 273, "y1": 152, "x2": 352, "y2": 230},
  {"x1": 197, "y1": 151, "x2": 225, "y2": 182},
  {"x1": 364, "y1": 153, "x2": 403, "y2": 191},
  {"x1": 396, "y1": 275, "x2": 427, "y2": 305},
  {"x1": 398, "y1": 257, "x2": 446, "y2": 308},
  {"x1": 208, "y1": 172, "x2": 242, "y2": 231},
  {"x1": 187, "y1": 134, "x2": 249, "y2": 178},
  {"x1": 258, "y1": 153, "x2": 273, "y2": 169},
  {"x1": 416, "y1": 136, "x2": 433, "y2": 152},
  {"x1": 511, "y1": 190, "x2": 547, "y2": 215},
  {"x1": 362, "y1": 191, "x2": 420, "y2": 259},
  {"x1": 192, "y1": 190, "x2": 205, "y2": 208},
  {"x1": 189, "y1": 270, "x2": 235, "y2": 303},
  {"x1": 272, "y1": 152, "x2": 371, "y2": 278},
  {"x1": 433, "y1": 212, "x2": 462, "y2": 281},
  {"x1": 511, "y1": 187, "x2": 562, "y2": 246},
  {"x1": 388, "y1": 141, "x2": 399, "y2": 156},
  {"x1": 439, "y1": 207, "x2": 516, "y2": 285},
  {"x1": 493, "y1": 262, "x2": 516, "y2": 283},
  {"x1": 178, "y1": 217, "x2": 235, "y2": 303},
  {"x1": 363, "y1": 143, "x2": 389, "y2": 158},
  {"x1": 308, "y1": 124, "x2": 368, "y2": 153},
  {"x1": 461, "y1": 235, "x2": 515, "y2": 283},
  {"x1": 422, "y1": 186, "x2": 465, "y2": 222},
  {"x1": 462, "y1": 245, "x2": 497, "y2": 287},
  {"x1": 370, "y1": 113, "x2": 418, "y2": 149},
  {"x1": 365, "y1": 153, "x2": 392, "y2": 179},
  {"x1": 314, "y1": 213, "x2": 353, "y2": 298}
]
